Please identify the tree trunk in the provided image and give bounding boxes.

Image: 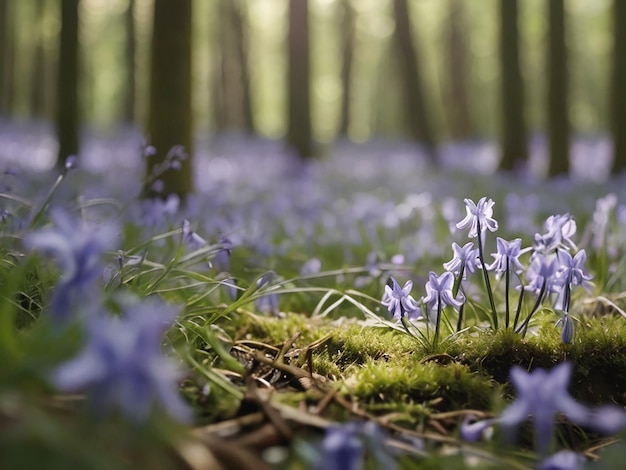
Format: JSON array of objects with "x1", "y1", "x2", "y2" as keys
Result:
[
  {"x1": 123, "y1": 0, "x2": 136, "y2": 124},
  {"x1": 392, "y1": 0, "x2": 437, "y2": 163},
  {"x1": 498, "y1": 0, "x2": 527, "y2": 171},
  {"x1": 56, "y1": 0, "x2": 80, "y2": 167},
  {"x1": 547, "y1": 0, "x2": 569, "y2": 178},
  {"x1": 611, "y1": 0, "x2": 626, "y2": 175},
  {"x1": 445, "y1": 0, "x2": 472, "y2": 140},
  {"x1": 212, "y1": 0, "x2": 255, "y2": 136},
  {"x1": 286, "y1": 0, "x2": 313, "y2": 158},
  {"x1": 0, "y1": 0, "x2": 9, "y2": 116},
  {"x1": 229, "y1": 0, "x2": 255, "y2": 135},
  {"x1": 337, "y1": 0, "x2": 355, "y2": 138},
  {"x1": 30, "y1": 0, "x2": 48, "y2": 120},
  {"x1": 146, "y1": 0, "x2": 193, "y2": 199}
]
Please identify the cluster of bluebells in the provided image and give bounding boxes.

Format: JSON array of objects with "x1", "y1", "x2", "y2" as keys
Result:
[
  {"x1": 313, "y1": 421, "x2": 397, "y2": 470},
  {"x1": 380, "y1": 197, "x2": 594, "y2": 345},
  {"x1": 27, "y1": 210, "x2": 189, "y2": 423},
  {"x1": 461, "y1": 362, "x2": 626, "y2": 462}
]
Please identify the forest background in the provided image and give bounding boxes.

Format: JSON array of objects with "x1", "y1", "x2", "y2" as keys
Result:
[{"x1": 0, "y1": 0, "x2": 624, "y2": 193}]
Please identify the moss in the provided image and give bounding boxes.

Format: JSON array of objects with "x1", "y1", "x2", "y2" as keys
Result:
[
  {"x1": 324, "y1": 323, "x2": 417, "y2": 365},
  {"x1": 234, "y1": 311, "x2": 332, "y2": 347},
  {"x1": 345, "y1": 356, "x2": 495, "y2": 412},
  {"x1": 449, "y1": 316, "x2": 626, "y2": 405}
]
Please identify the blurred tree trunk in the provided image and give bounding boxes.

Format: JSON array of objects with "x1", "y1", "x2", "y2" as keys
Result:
[
  {"x1": 56, "y1": 0, "x2": 80, "y2": 167},
  {"x1": 123, "y1": 0, "x2": 136, "y2": 124},
  {"x1": 212, "y1": 0, "x2": 255, "y2": 135},
  {"x1": 611, "y1": 0, "x2": 626, "y2": 175},
  {"x1": 0, "y1": 0, "x2": 7, "y2": 116},
  {"x1": 30, "y1": 0, "x2": 48, "y2": 120},
  {"x1": 547, "y1": 0, "x2": 569, "y2": 178},
  {"x1": 230, "y1": 0, "x2": 255, "y2": 135},
  {"x1": 0, "y1": 0, "x2": 15, "y2": 117},
  {"x1": 445, "y1": 0, "x2": 471, "y2": 140},
  {"x1": 392, "y1": 0, "x2": 437, "y2": 163},
  {"x1": 337, "y1": 0, "x2": 355, "y2": 138},
  {"x1": 211, "y1": 0, "x2": 227, "y2": 133},
  {"x1": 287, "y1": 0, "x2": 313, "y2": 158},
  {"x1": 498, "y1": 0, "x2": 527, "y2": 171},
  {"x1": 146, "y1": 0, "x2": 193, "y2": 198}
]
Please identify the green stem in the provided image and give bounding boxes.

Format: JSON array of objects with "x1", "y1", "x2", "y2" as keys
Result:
[
  {"x1": 452, "y1": 263, "x2": 465, "y2": 298},
  {"x1": 515, "y1": 279, "x2": 547, "y2": 337},
  {"x1": 29, "y1": 171, "x2": 67, "y2": 228},
  {"x1": 456, "y1": 302, "x2": 465, "y2": 333},
  {"x1": 505, "y1": 258, "x2": 510, "y2": 329},
  {"x1": 434, "y1": 293, "x2": 442, "y2": 348},
  {"x1": 512, "y1": 284, "x2": 525, "y2": 330},
  {"x1": 476, "y1": 219, "x2": 498, "y2": 330}
]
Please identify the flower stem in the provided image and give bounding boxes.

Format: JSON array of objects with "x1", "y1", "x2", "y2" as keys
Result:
[
  {"x1": 505, "y1": 258, "x2": 510, "y2": 329},
  {"x1": 476, "y1": 219, "x2": 498, "y2": 330},
  {"x1": 456, "y1": 302, "x2": 465, "y2": 333},
  {"x1": 512, "y1": 284, "x2": 525, "y2": 330},
  {"x1": 434, "y1": 293, "x2": 442, "y2": 348},
  {"x1": 515, "y1": 279, "x2": 546, "y2": 337}
]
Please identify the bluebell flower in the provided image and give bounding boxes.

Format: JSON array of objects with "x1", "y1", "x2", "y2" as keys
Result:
[
  {"x1": 26, "y1": 210, "x2": 118, "y2": 323},
  {"x1": 487, "y1": 237, "x2": 525, "y2": 274},
  {"x1": 556, "y1": 249, "x2": 592, "y2": 290},
  {"x1": 556, "y1": 313, "x2": 575, "y2": 344},
  {"x1": 381, "y1": 277, "x2": 421, "y2": 322},
  {"x1": 538, "y1": 450, "x2": 585, "y2": 470},
  {"x1": 320, "y1": 423, "x2": 364, "y2": 470},
  {"x1": 461, "y1": 362, "x2": 626, "y2": 456},
  {"x1": 182, "y1": 219, "x2": 207, "y2": 250},
  {"x1": 590, "y1": 193, "x2": 617, "y2": 250},
  {"x1": 456, "y1": 197, "x2": 499, "y2": 328},
  {"x1": 64, "y1": 154, "x2": 78, "y2": 171},
  {"x1": 456, "y1": 197, "x2": 498, "y2": 239},
  {"x1": 52, "y1": 298, "x2": 190, "y2": 423},
  {"x1": 255, "y1": 272, "x2": 281, "y2": 316},
  {"x1": 300, "y1": 257, "x2": 322, "y2": 276},
  {"x1": 443, "y1": 242, "x2": 480, "y2": 279},
  {"x1": 555, "y1": 249, "x2": 593, "y2": 312},
  {"x1": 533, "y1": 214, "x2": 577, "y2": 254},
  {"x1": 212, "y1": 237, "x2": 234, "y2": 273},
  {"x1": 525, "y1": 254, "x2": 560, "y2": 297},
  {"x1": 422, "y1": 271, "x2": 464, "y2": 313},
  {"x1": 319, "y1": 422, "x2": 396, "y2": 470}
]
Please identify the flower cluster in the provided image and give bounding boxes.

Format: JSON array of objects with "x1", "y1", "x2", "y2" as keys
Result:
[
  {"x1": 26, "y1": 210, "x2": 119, "y2": 324},
  {"x1": 52, "y1": 298, "x2": 190, "y2": 422},
  {"x1": 461, "y1": 362, "x2": 626, "y2": 457},
  {"x1": 380, "y1": 196, "x2": 596, "y2": 350}
]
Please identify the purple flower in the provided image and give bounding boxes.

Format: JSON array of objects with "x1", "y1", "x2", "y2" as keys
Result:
[
  {"x1": 321, "y1": 423, "x2": 364, "y2": 470},
  {"x1": 255, "y1": 272, "x2": 280, "y2": 316},
  {"x1": 422, "y1": 271, "x2": 464, "y2": 313},
  {"x1": 212, "y1": 237, "x2": 234, "y2": 273},
  {"x1": 556, "y1": 313, "x2": 575, "y2": 344},
  {"x1": 525, "y1": 254, "x2": 560, "y2": 296},
  {"x1": 26, "y1": 210, "x2": 118, "y2": 323},
  {"x1": 456, "y1": 197, "x2": 498, "y2": 239},
  {"x1": 556, "y1": 249, "x2": 592, "y2": 290},
  {"x1": 64, "y1": 155, "x2": 78, "y2": 171},
  {"x1": 486, "y1": 237, "x2": 524, "y2": 274},
  {"x1": 182, "y1": 219, "x2": 207, "y2": 250},
  {"x1": 320, "y1": 422, "x2": 396, "y2": 470},
  {"x1": 300, "y1": 257, "x2": 322, "y2": 276},
  {"x1": 533, "y1": 214, "x2": 577, "y2": 254},
  {"x1": 381, "y1": 277, "x2": 421, "y2": 322},
  {"x1": 443, "y1": 242, "x2": 480, "y2": 279},
  {"x1": 52, "y1": 298, "x2": 190, "y2": 422},
  {"x1": 461, "y1": 362, "x2": 626, "y2": 456},
  {"x1": 538, "y1": 450, "x2": 585, "y2": 470}
]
